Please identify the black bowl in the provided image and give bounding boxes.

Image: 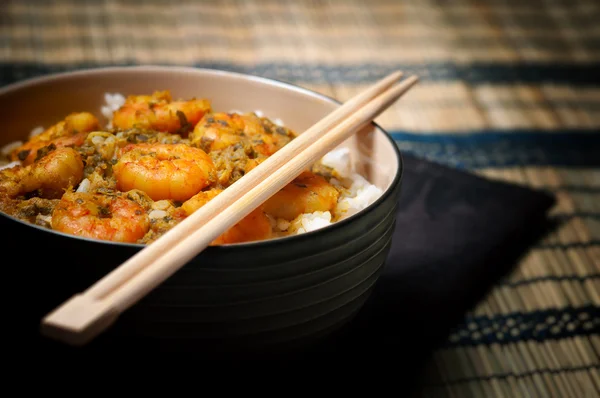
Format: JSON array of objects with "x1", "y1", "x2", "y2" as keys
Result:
[{"x1": 0, "y1": 66, "x2": 403, "y2": 357}]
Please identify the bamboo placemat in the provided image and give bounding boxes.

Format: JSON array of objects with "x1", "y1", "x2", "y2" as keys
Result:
[{"x1": 2, "y1": 0, "x2": 599, "y2": 395}]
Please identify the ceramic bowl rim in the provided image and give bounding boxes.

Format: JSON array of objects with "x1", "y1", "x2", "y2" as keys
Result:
[{"x1": 0, "y1": 65, "x2": 404, "y2": 250}]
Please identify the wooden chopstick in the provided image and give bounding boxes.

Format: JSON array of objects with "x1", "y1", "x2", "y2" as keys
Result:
[{"x1": 40, "y1": 72, "x2": 418, "y2": 346}]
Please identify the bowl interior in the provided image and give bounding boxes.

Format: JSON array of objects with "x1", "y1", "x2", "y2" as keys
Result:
[{"x1": 0, "y1": 66, "x2": 401, "y2": 248}]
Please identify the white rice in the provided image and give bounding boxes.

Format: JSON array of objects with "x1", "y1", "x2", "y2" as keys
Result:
[
  {"x1": 230, "y1": 108, "x2": 284, "y2": 126},
  {"x1": 335, "y1": 173, "x2": 383, "y2": 220},
  {"x1": 100, "y1": 93, "x2": 126, "y2": 128},
  {"x1": 0, "y1": 139, "x2": 25, "y2": 170},
  {"x1": 0, "y1": 160, "x2": 21, "y2": 171},
  {"x1": 321, "y1": 147, "x2": 352, "y2": 178},
  {"x1": 290, "y1": 211, "x2": 333, "y2": 234},
  {"x1": 149, "y1": 209, "x2": 168, "y2": 220},
  {"x1": 152, "y1": 200, "x2": 171, "y2": 210},
  {"x1": 281, "y1": 152, "x2": 383, "y2": 236},
  {"x1": 1, "y1": 141, "x2": 23, "y2": 157},
  {"x1": 76, "y1": 178, "x2": 91, "y2": 193},
  {"x1": 0, "y1": 125, "x2": 50, "y2": 170},
  {"x1": 29, "y1": 126, "x2": 45, "y2": 138}
]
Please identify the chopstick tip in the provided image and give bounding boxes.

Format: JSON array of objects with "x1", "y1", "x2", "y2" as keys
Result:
[
  {"x1": 405, "y1": 75, "x2": 419, "y2": 84},
  {"x1": 389, "y1": 70, "x2": 404, "y2": 82},
  {"x1": 399, "y1": 75, "x2": 420, "y2": 90}
]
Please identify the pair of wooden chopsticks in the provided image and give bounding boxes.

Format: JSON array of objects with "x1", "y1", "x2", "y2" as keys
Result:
[{"x1": 40, "y1": 71, "x2": 419, "y2": 346}]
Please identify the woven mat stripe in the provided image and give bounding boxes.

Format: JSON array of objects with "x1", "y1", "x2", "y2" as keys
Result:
[
  {"x1": 5, "y1": 39, "x2": 598, "y2": 60},
  {"x1": 4, "y1": 0, "x2": 598, "y2": 12},
  {"x1": 333, "y1": 83, "x2": 600, "y2": 132},
  {"x1": 5, "y1": 3, "x2": 597, "y2": 28},
  {"x1": 6, "y1": 48, "x2": 600, "y2": 64},
  {"x1": 336, "y1": 83, "x2": 600, "y2": 109},
  {"x1": 3, "y1": 43, "x2": 600, "y2": 63},
  {"x1": 1, "y1": 63, "x2": 599, "y2": 85},
  {"x1": 497, "y1": 275, "x2": 600, "y2": 287},
  {"x1": 465, "y1": 286, "x2": 599, "y2": 319},
  {"x1": 537, "y1": 241, "x2": 600, "y2": 249},
  {"x1": 545, "y1": 187, "x2": 600, "y2": 194},
  {"x1": 4, "y1": 17, "x2": 598, "y2": 41},
  {"x1": 4, "y1": 11, "x2": 598, "y2": 31}
]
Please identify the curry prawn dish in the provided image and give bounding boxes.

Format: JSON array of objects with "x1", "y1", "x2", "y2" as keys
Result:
[{"x1": 0, "y1": 90, "x2": 383, "y2": 245}]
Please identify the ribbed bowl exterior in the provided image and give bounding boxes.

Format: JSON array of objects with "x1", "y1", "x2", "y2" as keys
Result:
[{"x1": 15, "y1": 170, "x2": 401, "y2": 355}]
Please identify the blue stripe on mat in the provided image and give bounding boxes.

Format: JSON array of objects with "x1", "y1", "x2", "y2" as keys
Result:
[
  {"x1": 391, "y1": 130, "x2": 600, "y2": 168},
  {"x1": 18, "y1": 0, "x2": 597, "y2": 7},
  {"x1": 390, "y1": 130, "x2": 599, "y2": 143},
  {"x1": 445, "y1": 305, "x2": 599, "y2": 347},
  {"x1": 1, "y1": 62, "x2": 600, "y2": 85}
]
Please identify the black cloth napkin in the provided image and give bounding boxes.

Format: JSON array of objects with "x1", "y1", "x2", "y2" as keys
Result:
[{"x1": 291, "y1": 153, "x2": 557, "y2": 369}]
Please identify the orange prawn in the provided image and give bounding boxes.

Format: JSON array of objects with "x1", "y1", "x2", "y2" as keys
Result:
[
  {"x1": 112, "y1": 143, "x2": 215, "y2": 202},
  {"x1": 51, "y1": 191, "x2": 150, "y2": 243},
  {"x1": 0, "y1": 147, "x2": 84, "y2": 199},
  {"x1": 111, "y1": 90, "x2": 211, "y2": 135},
  {"x1": 263, "y1": 171, "x2": 340, "y2": 220},
  {"x1": 181, "y1": 188, "x2": 272, "y2": 245},
  {"x1": 190, "y1": 112, "x2": 295, "y2": 156},
  {"x1": 11, "y1": 112, "x2": 99, "y2": 166}
]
